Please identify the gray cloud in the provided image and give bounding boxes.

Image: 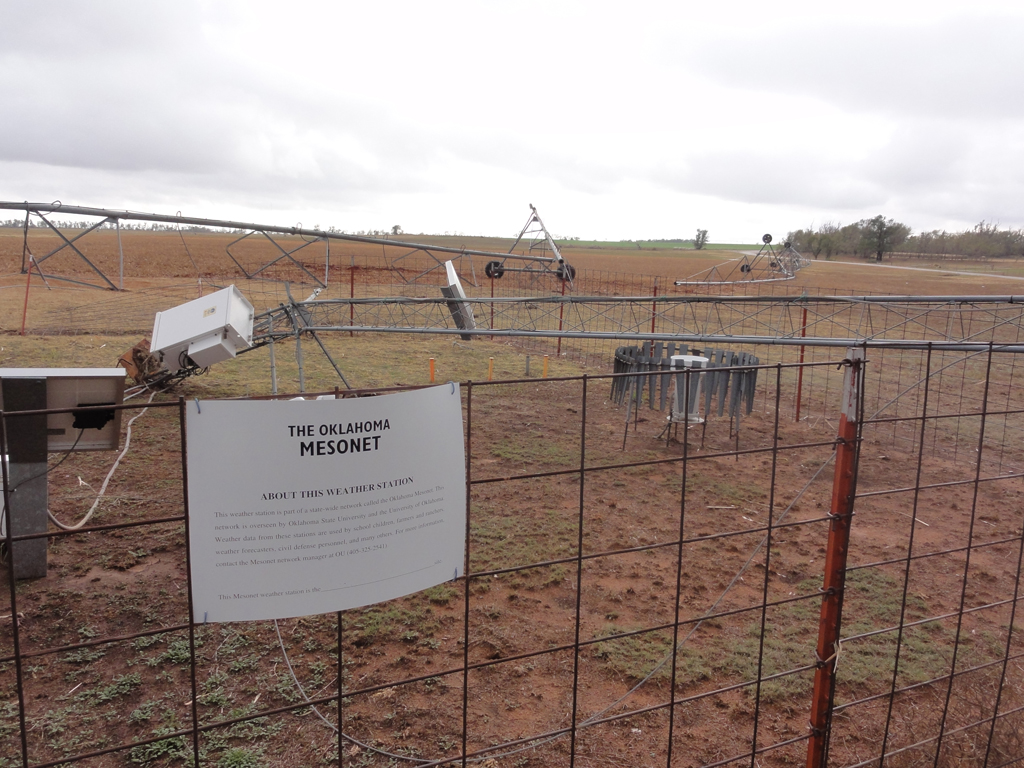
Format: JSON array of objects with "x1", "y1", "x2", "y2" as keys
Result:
[
  {"x1": 685, "y1": 16, "x2": 1024, "y2": 120},
  {"x1": 3, "y1": 2, "x2": 1024, "y2": 239},
  {"x1": 657, "y1": 150, "x2": 883, "y2": 210}
]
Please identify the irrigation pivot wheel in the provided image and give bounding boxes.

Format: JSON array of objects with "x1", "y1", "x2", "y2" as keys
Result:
[
  {"x1": 485, "y1": 261, "x2": 505, "y2": 279},
  {"x1": 556, "y1": 263, "x2": 576, "y2": 281},
  {"x1": 762, "y1": 233, "x2": 773, "y2": 244}
]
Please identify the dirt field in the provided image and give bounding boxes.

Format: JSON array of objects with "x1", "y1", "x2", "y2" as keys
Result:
[
  {"x1": 2, "y1": 231, "x2": 1024, "y2": 767},
  {"x1": 3, "y1": 227, "x2": 1023, "y2": 308}
]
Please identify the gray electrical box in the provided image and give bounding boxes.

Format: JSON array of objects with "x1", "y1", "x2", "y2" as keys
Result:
[
  {"x1": 0, "y1": 368, "x2": 126, "y2": 579},
  {"x1": 0, "y1": 368, "x2": 126, "y2": 451}
]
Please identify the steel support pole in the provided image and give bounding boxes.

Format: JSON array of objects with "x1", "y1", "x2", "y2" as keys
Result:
[
  {"x1": 1, "y1": 377, "x2": 49, "y2": 579},
  {"x1": 650, "y1": 281, "x2": 658, "y2": 341},
  {"x1": 19, "y1": 258, "x2": 32, "y2": 336},
  {"x1": 807, "y1": 347, "x2": 865, "y2": 768},
  {"x1": 796, "y1": 306, "x2": 808, "y2": 422},
  {"x1": 20, "y1": 210, "x2": 30, "y2": 274},
  {"x1": 268, "y1": 315, "x2": 278, "y2": 395}
]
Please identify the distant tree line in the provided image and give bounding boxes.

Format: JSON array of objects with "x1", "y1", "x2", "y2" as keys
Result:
[
  {"x1": 0, "y1": 218, "x2": 234, "y2": 233},
  {"x1": 0, "y1": 219, "x2": 408, "y2": 238},
  {"x1": 909, "y1": 221, "x2": 1024, "y2": 259},
  {"x1": 788, "y1": 218, "x2": 1024, "y2": 260}
]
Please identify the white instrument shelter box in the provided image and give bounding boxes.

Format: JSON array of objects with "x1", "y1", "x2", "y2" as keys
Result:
[{"x1": 152, "y1": 285, "x2": 254, "y2": 372}]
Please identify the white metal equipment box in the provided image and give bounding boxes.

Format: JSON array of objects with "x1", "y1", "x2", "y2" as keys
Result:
[{"x1": 151, "y1": 285, "x2": 254, "y2": 373}]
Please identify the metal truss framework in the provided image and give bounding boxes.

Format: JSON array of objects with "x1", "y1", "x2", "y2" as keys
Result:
[
  {"x1": 0, "y1": 202, "x2": 574, "y2": 290},
  {"x1": 675, "y1": 235, "x2": 810, "y2": 286},
  {"x1": 252, "y1": 294, "x2": 1024, "y2": 353}
]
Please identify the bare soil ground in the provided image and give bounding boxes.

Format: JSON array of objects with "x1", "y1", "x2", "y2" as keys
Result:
[{"x1": 1, "y1": 231, "x2": 1023, "y2": 767}]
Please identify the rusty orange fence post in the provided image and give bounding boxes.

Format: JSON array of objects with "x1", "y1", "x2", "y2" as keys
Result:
[
  {"x1": 807, "y1": 347, "x2": 864, "y2": 768},
  {"x1": 556, "y1": 277, "x2": 566, "y2": 358},
  {"x1": 795, "y1": 305, "x2": 808, "y2": 422}
]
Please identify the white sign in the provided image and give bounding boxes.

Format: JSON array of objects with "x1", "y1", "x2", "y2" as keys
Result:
[{"x1": 186, "y1": 385, "x2": 466, "y2": 622}]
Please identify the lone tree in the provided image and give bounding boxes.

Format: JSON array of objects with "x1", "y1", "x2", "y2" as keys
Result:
[
  {"x1": 861, "y1": 215, "x2": 910, "y2": 262},
  {"x1": 694, "y1": 229, "x2": 709, "y2": 250},
  {"x1": 391, "y1": 224, "x2": 403, "y2": 236}
]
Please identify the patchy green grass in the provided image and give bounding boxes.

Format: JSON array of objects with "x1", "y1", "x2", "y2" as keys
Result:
[
  {"x1": 469, "y1": 501, "x2": 579, "y2": 575},
  {"x1": 593, "y1": 626, "x2": 675, "y2": 682},
  {"x1": 349, "y1": 598, "x2": 440, "y2": 647},
  {"x1": 587, "y1": 568, "x2": 961, "y2": 705}
]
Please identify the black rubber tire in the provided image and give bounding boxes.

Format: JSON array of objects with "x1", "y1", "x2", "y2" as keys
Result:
[
  {"x1": 762, "y1": 233, "x2": 773, "y2": 244},
  {"x1": 485, "y1": 261, "x2": 505, "y2": 279},
  {"x1": 556, "y1": 263, "x2": 576, "y2": 281},
  {"x1": 740, "y1": 263, "x2": 752, "y2": 273}
]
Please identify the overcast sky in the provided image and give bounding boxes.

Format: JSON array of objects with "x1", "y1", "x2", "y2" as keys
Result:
[{"x1": 2, "y1": 0, "x2": 1023, "y2": 242}]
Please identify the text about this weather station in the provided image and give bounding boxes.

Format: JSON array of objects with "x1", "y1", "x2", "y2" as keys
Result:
[{"x1": 211, "y1": 478, "x2": 449, "y2": 570}]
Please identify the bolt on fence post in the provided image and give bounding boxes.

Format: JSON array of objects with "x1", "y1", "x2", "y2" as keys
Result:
[{"x1": 807, "y1": 347, "x2": 865, "y2": 768}]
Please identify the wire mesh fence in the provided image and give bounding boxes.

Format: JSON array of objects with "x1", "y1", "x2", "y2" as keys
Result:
[{"x1": 3, "y1": 345, "x2": 1024, "y2": 767}]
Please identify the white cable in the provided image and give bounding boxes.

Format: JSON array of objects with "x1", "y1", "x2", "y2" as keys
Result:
[
  {"x1": 47, "y1": 391, "x2": 157, "y2": 531},
  {"x1": 274, "y1": 620, "x2": 432, "y2": 765}
]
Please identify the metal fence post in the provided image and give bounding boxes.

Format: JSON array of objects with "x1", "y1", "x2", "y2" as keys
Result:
[{"x1": 807, "y1": 347, "x2": 865, "y2": 768}]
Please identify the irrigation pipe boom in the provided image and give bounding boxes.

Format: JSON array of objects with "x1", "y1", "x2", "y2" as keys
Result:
[{"x1": 1, "y1": 201, "x2": 575, "y2": 289}]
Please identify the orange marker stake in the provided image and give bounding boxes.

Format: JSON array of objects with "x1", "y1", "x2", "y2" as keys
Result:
[
  {"x1": 488, "y1": 357, "x2": 494, "y2": 381},
  {"x1": 429, "y1": 358, "x2": 435, "y2": 383},
  {"x1": 542, "y1": 355, "x2": 549, "y2": 378}
]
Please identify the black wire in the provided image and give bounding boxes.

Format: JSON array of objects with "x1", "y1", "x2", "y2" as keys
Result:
[
  {"x1": 175, "y1": 213, "x2": 201, "y2": 276},
  {"x1": 3, "y1": 429, "x2": 84, "y2": 497}
]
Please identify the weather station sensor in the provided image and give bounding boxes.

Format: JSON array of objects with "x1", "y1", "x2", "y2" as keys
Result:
[
  {"x1": 151, "y1": 285, "x2": 254, "y2": 373},
  {"x1": 669, "y1": 354, "x2": 709, "y2": 425},
  {"x1": 441, "y1": 261, "x2": 476, "y2": 341},
  {"x1": 0, "y1": 368, "x2": 126, "y2": 579}
]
